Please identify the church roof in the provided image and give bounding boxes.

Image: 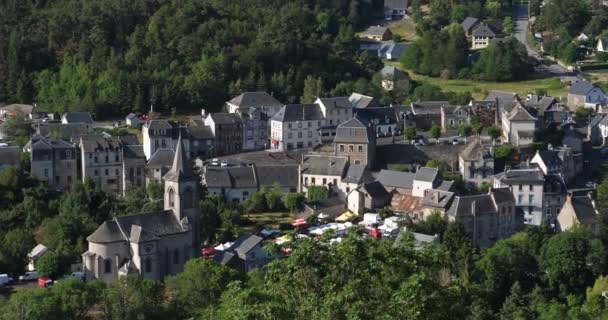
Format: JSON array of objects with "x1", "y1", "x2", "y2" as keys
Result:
[
  {"x1": 163, "y1": 134, "x2": 195, "y2": 182},
  {"x1": 87, "y1": 210, "x2": 187, "y2": 244}
]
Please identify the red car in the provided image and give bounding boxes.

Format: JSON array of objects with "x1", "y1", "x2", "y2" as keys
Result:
[{"x1": 37, "y1": 277, "x2": 53, "y2": 288}]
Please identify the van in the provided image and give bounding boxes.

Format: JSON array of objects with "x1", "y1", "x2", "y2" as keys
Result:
[
  {"x1": 19, "y1": 271, "x2": 39, "y2": 281},
  {"x1": 0, "y1": 274, "x2": 14, "y2": 286}
]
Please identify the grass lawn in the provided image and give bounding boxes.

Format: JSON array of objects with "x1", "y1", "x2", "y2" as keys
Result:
[
  {"x1": 386, "y1": 19, "x2": 417, "y2": 41},
  {"x1": 390, "y1": 63, "x2": 569, "y2": 100},
  {"x1": 238, "y1": 211, "x2": 295, "y2": 233}
]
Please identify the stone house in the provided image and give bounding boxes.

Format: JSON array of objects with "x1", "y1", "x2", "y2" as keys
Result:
[
  {"x1": 269, "y1": 104, "x2": 323, "y2": 151},
  {"x1": 557, "y1": 194, "x2": 599, "y2": 235},
  {"x1": 441, "y1": 105, "x2": 472, "y2": 129},
  {"x1": 301, "y1": 155, "x2": 349, "y2": 198},
  {"x1": 380, "y1": 66, "x2": 408, "y2": 91},
  {"x1": 459, "y1": 137, "x2": 494, "y2": 188},
  {"x1": 484, "y1": 90, "x2": 520, "y2": 124},
  {"x1": 204, "y1": 113, "x2": 243, "y2": 156},
  {"x1": 409, "y1": 101, "x2": 447, "y2": 130},
  {"x1": 471, "y1": 23, "x2": 499, "y2": 49},
  {"x1": 354, "y1": 107, "x2": 401, "y2": 137},
  {"x1": 145, "y1": 149, "x2": 175, "y2": 185},
  {"x1": 213, "y1": 234, "x2": 271, "y2": 273},
  {"x1": 226, "y1": 92, "x2": 283, "y2": 117},
  {"x1": 461, "y1": 17, "x2": 480, "y2": 37},
  {"x1": 26, "y1": 136, "x2": 78, "y2": 191},
  {"x1": 235, "y1": 107, "x2": 268, "y2": 151},
  {"x1": 315, "y1": 97, "x2": 354, "y2": 143},
  {"x1": 187, "y1": 120, "x2": 216, "y2": 158},
  {"x1": 567, "y1": 81, "x2": 606, "y2": 111},
  {"x1": 334, "y1": 117, "x2": 376, "y2": 167},
  {"x1": 501, "y1": 102, "x2": 537, "y2": 147},
  {"x1": 412, "y1": 167, "x2": 439, "y2": 198},
  {"x1": 83, "y1": 136, "x2": 199, "y2": 282},
  {"x1": 531, "y1": 147, "x2": 583, "y2": 185},
  {"x1": 79, "y1": 135, "x2": 124, "y2": 195},
  {"x1": 348, "y1": 181, "x2": 391, "y2": 214},
  {"x1": 142, "y1": 120, "x2": 188, "y2": 160}
]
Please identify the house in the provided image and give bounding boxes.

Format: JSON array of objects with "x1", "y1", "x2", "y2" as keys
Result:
[
  {"x1": 79, "y1": 135, "x2": 124, "y2": 194},
  {"x1": 0, "y1": 146, "x2": 21, "y2": 170},
  {"x1": 531, "y1": 146, "x2": 583, "y2": 185},
  {"x1": 235, "y1": 107, "x2": 268, "y2": 151},
  {"x1": 226, "y1": 92, "x2": 283, "y2": 116},
  {"x1": 204, "y1": 113, "x2": 243, "y2": 155},
  {"x1": 303, "y1": 197, "x2": 347, "y2": 221},
  {"x1": 27, "y1": 244, "x2": 49, "y2": 272},
  {"x1": 349, "y1": 181, "x2": 390, "y2": 213},
  {"x1": 421, "y1": 189, "x2": 455, "y2": 218},
  {"x1": 36, "y1": 123, "x2": 91, "y2": 140},
  {"x1": 204, "y1": 164, "x2": 300, "y2": 203},
  {"x1": 213, "y1": 234, "x2": 271, "y2": 273},
  {"x1": 377, "y1": 42, "x2": 408, "y2": 60},
  {"x1": 567, "y1": 80, "x2": 607, "y2": 111},
  {"x1": 384, "y1": 0, "x2": 409, "y2": 20},
  {"x1": 377, "y1": 169, "x2": 415, "y2": 195},
  {"x1": 25, "y1": 136, "x2": 78, "y2": 191},
  {"x1": 380, "y1": 66, "x2": 408, "y2": 91},
  {"x1": 459, "y1": 137, "x2": 494, "y2": 188},
  {"x1": 302, "y1": 155, "x2": 349, "y2": 197},
  {"x1": 412, "y1": 167, "x2": 439, "y2": 197},
  {"x1": 269, "y1": 104, "x2": 323, "y2": 151},
  {"x1": 441, "y1": 105, "x2": 472, "y2": 129},
  {"x1": 471, "y1": 23, "x2": 499, "y2": 49},
  {"x1": 61, "y1": 112, "x2": 94, "y2": 127},
  {"x1": 0, "y1": 104, "x2": 48, "y2": 120},
  {"x1": 577, "y1": 33, "x2": 589, "y2": 42},
  {"x1": 485, "y1": 90, "x2": 520, "y2": 124},
  {"x1": 427, "y1": 188, "x2": 517, "y2": 248},
  {"x1": 334, "y1": 117, "x2": 376, "y2": 167},
  {"x1": 461, "y1": 17, "x2": 480, "y2": 37},
  {"x1": 469, "y1": 100, "x2": 497, "y2": 127},
  {"x1": 187, "y1": 120, "x2": 216, "y2": 158},
  {"x1": 596, "y1": 37, "x2": 608, "y2": 53},
  {"x1": 125, "y1": 113, "x2": 144, "y2": 128},
  {"x1": 142, "y1": 120, "x2": 180, "y2": 160},
  {"x1": 83, "y1": 136, "x2": 200, "y2": 282},
  {"x1": 349, "y1": 93, "x2": 379, "y2": 109},
  {"x1": 587, "y1": 114, "x2": 606, "y2": 145},
  {"x1": 145, "y1": 149, "x2": 175, "y2": 185},
  {"x1": 557, "y1": 194, "x2": 599, "y2": 235},
  {"x1": 315, "y1": 97, "x2": 354, "y2": 143},
  {"x1": 561, "y1": 120, "x2": 584, "y2": 153},
  {"x1": 354, "y1": 107, "x2": 400, "y2": 137},
  {"x1": 363, "y1": 26, "x2": 392, "y2": 41},
  {"x1": 501, "y1": 102, "x2": 537, "y2": 146},
  {"x1": 122, "y1": 145, "x2": 146, "y2": 194},
  {"x1": 409, "y1": 101, "x2": 448, "y2": 130}
]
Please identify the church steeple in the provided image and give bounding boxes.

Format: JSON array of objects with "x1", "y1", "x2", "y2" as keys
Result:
[{"x1": 163, "y1": 132, "x2": 194, "y2": 182}]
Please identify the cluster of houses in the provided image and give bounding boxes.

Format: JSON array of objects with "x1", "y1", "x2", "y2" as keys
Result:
[{"x1": 1, "y1": 74, "x2": 607, "y2": 282}]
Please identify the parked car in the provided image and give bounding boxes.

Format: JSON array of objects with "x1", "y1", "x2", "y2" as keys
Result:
[
  {"x1": 38, "y1": 277, "x2": 53, "y2": 288},
  {"x1": 19, "y1": 271, "x2": 39, "y2": 282},
  {"x1": 220, "y1": 160, "x2": 228, "y2": 167},
  {"x1": 452, "y1": 138, "x2": 460, "y2": 145},
  {"x1": 211, "y1": 158, "x2": 219, "y2": 166},
  {"x1": 0, "y1": 274, "x2": 14, "y2": 286},
  {"x1": 61, "y1": 272, "x2": 85, "y2": 282}
]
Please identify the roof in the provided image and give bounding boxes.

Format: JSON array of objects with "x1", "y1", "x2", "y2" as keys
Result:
[
  {"x1": 460, "y1": 137, "x2": 493, "y2": 161},
  {"x1": 255, "y1": 165, "x2": 299, "y2": 188},
  {"x1": 29, "y1": 136, "x2": 75, "y2": 150},
  {"x1": 334, "y1": 117, "x2": 374, "y2": 144},
  {"x1": 208, "y1": 113, "x2": 242, "y2": 125},
  {"x1": 384, "y1": 0, "x2": 408, "y2": 9},
  {"x1": 414, "y1": 167, "x2": 438, "y2": 183},
  {"x1": 316, "y1": 97, "x2": 352, "y2": 110},
  {"x1": 536, "y1": 150, "x2": 562, "y2": 168},
  {"x1": 342, "y1": 164, "x2": 369, "y2": 184},
  {"x1": 381, "y1": 66, "x2": 407, "y2": 80},
  {"x1": 118, "y1": 134, "x2": 139, "y2": 146},
  {"x1": 485, "y1": 90, "x2": 519, "y2": 112},
  {"x1": 28, "y1": 244, "x2": 48, "y2": 259},
  {"x1": 361, "y1": 181, "x2": 389, "y2": 198},
  {"x1": 0, "y1": 104, "x2": 35, "y2": 115},
  {"x1": 36, "y1": 123, "x2": 90, "y2": 139},
  {"x1": 271, "y1": 104, "x2": 324, "y2": 122},
  {"x1": 378, "y1": 42, "x2": 408, "y2": 58},
  {"x1": 494, "y1": 166, "x2": 544, "y2": 183},
  {"x1": 230, "y1": 234, "x2": 264, "y2": 256},
  {"x1": 62, "y1": 112, "x2": 93, "y2": 124},
  {"x1": 87, "y1": 220, "x2": 124, "y2": 243},
  {"x1": 391, "y1": 194, "x2": 423, "y2": 212},
  {"x1": 472, "y1": 23, "x2": 496, "y2": 37},
  {"x1": 354, "y1": 107, "x2": 398, "y2": 125},
  {"x1": 446, "y1": 194, "x2": 497, "y2": 217},
  {"x1": 377, "y1": 169, "x2": 415, "y2": 189},
  {"x1": 422, "y1": 190, "x2": 455, "y2": 209},
  {"x1": 461, "y1": 17, "x2": 479, "y2": 32},
  {"x1": 188, "y1": 125, "x2": 214, "y2": 140},
  {"x1": 569, "y1": 196, "x2": 598, "y2": 225},
  {"x1": 569, "y1": 81, "x2": 597, "y2": 96},
  {"x1": 490, "y1": 188, "x2": 515, "y2": 204},
  {"x1": 507, "y1": 103, "x2": 537, "y2": 122},
  {"x1": 365, "y1": 26, "x2": 389, "y2": 37},
  {"x1": 349, "y1": 93, "x2": 379, "y2": 109},
  {"x1": 147, "y1": 149, "x2": 175, "y2": 167},
  {"x1": 228, "y1": 92, "x2": 283, "y2": 109},
  {"x1": 145, "y1": 120, "x2": 173, "y2": 130},
  {"x1": 410, "y1": 101, "x2": 450, "y2": 115},
  {"x1": 123, "y1": 145, "x2": 145, "y2": 159},
  {"x1": 163, "y1": 135, "x2": 196, "y2": 182},
  {"x1": 213, "y1": 251, "x2": 235, "y2": 266},
  {"x1": 79, "y1": 135, "x2": 122, "y2": 152},
  {"x1": 205, "y1": 166, "x2": 257, "y2": 188},
  {"x1": 589, "y1": 114, "x2": 606, "y2": 127},
  {"x1": 302, "y1": 155, "x2": 348, "y2": 177}
]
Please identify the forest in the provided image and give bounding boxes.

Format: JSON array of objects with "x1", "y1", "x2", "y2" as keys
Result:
[{"x1": 0, "y1": 0, "x2": 385, "y2": 117}]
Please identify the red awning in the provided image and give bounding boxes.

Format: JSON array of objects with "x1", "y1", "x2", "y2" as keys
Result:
[
  {"x1": 271, "y1": 139, "x2": 279, "y2": 145},
  {"x1": 292, "y1": 218, "x2": 307, "y2": 227}
]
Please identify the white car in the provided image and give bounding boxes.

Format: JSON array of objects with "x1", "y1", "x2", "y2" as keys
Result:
[
  {"x1": 61, "y1": 272, "x2": 85, "y2": 282},
  {"x1": 19, "y1": 271, "x2": 39, "y2": 282},
  {"x1": 220, "y1": 160, "x2": 228, "y2": 167},
  {"x1": 211, "y1": 158, "x2": 219, "y2": 166},
  {"x1": 0, "y1": 274, "x2": 14, "y2": 286}
]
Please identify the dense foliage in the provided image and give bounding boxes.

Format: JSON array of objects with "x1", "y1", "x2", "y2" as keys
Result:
[{"x1": 0, "y1": 0, "x2": 385, "y2": 117}]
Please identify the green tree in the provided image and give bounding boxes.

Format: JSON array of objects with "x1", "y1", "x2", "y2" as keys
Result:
[
  {"x1": 502, "y1": 16, "x2": 514, "y2": 35},
  {"x1": 102, "y1": 276, "x2": 166, "y2": 320},
  {"x1": 284, "y1": 193, "x2": 305, "y2": 213},
  {"x1": 459, "y1": 124, "x2": 473, "y2": 142},
  {"x1": 301, "y1": 75, "x2": 323, "y2": 104},
  {"x1": 405, "y1": 127, "x2": 417, "y2": 140},
  {"x1": 430, "y1": 125, "x2": 442, "y2": 140},
  {"x1": 488, "y1": 126, "x2": 502, "y2": 144},
  {"x1": 37, "y1": 252, "x2": 63, "y2": 279},
  {"x1": 265, "y1": 184, "x2": 283, "y2": 212},
  {"x1": 307, "y1": 186, "x2": 329, "y2": 203}
]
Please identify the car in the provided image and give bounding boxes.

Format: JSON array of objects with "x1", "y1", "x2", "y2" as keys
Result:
[
  {"x1": 0, "y1": 274, "x2": 14, "y2": 286},
  {"x1": 452, "y1": 139, "x2": 460, "y2": 145},
  {"x1": 211, "y1": 158, "x2": 219, "y2": 166},
  {"x1": 60, "y1": 272, "x2": 86, "y2": 282},
  {"x1": 38, "y1": 277, "x2": 53, "y2": 288},
  {"x1": 586, "y1": 181, "x2": 596, "y2": 188},
  {"x1": 19, "y1": 271, "x2": 39, "y2": 282},
  {"x1": 220, "y1": 160, "x2": 228, "y2": 167}
]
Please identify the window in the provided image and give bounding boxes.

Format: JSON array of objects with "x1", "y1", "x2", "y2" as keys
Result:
[
  {"x1": 304, "y1": 177, "x2": 308, "y2": 185},
  {"x1": 104, "y1": 260, "x2": 112, "y2": 273},
  {"x1": 44, "y1": 169, "x2": 48, "y2": 177},
  {"x1": 173, "y1": 249, "x2": 179, "y2": 264},
  {"x1": 308, "y1": 122, "x2": 311, "y2": 128},
  {"x1": 55, "y1": 176, "x2": 59, "y2": 184},
  {"x1": 94, "y1": 156, "x2": 98, "y2": 163},
  {"x1": 115, "y1": 169, "x2": 119, "y2": 176},
  {"x1": 105, "y1": 155, "x2": 109, "y2": 163},
  {"x1": 67, "y1": 176, "x2": 72, "y2": 183},
  {"x1": 145, "y1": 259, "x2": 152, "y2": 273},
  {"x1": 518, "y1": 195, "x2": 523, "y2": 204},
  {"x1": 333, "y1": 179, "x2": 337, "y2": 185},
  {"x1": 311, "y1": 178, "x2": 316, "y2": 184},
  {"x1": 288, "y1": 133, "x2": 293, "y2": 139},
  {"x1": 288, "y1": 123, "x2": 292, "y2": 129},
  {"x1": 297, "y1": 132, "x2": 302, "y2": 138},
  {"x1": 66, "y1": 150, "x2": 72, "y2": 158},
  {"x1": 298, "y1": 122, "x2": 302, "y2": 128},
  {"x1": 94, "y1": 170, "x2": 99, "y2": 176},
  {"x1": 529, "y1": 195, "x2": 534, "y2": 204},
  {"x1": 358, "y1": 145, "x2": 363, "y2": 152},
  {"x1": 322, "y1": 178, "x2": 327, "y2": 185},
  {"x1": 308, "y1": 131, "x2": 312, "y2": 138},
  {"x1": 529, "y1": 185, "x2": 533, "y2": 191},
  {"x1": 339, "y1": 145, "x2": 345, "y2": 152},
  {"x1": 518, "y1": 184, "x2": 522, "y2": 191},
  {"x1": 169, "y1": 188, "x2": 175, "y2": 207},
  {"x1": 349, "y1": 145, "x2": 354, "y2": 152},
  {"x1": 115, "y1": 155, "x2": 119, "y2": 162},
  {"x1": 105, "y1": 169, "x2": 109, "y2": 176}
]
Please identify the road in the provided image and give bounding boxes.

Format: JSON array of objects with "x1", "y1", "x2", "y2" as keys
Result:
[{"x1": 512, "y1": 4, "x2": 571, "y2": 76}]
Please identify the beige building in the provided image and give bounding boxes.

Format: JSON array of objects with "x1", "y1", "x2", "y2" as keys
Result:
[
  {"x1": 26, "y1": 136, "x2": 78, "y2": 191},
  {"x1": 83, "y1": 136, "x2": 200, "y2": 282},
  {"x1": 557, "y1": 194, "x2": 599, "y2": 235},
  {"x1": 459, "y1": 137, "x2": 494, "y2": 188},
  {"x1": 334, "y1": 117, "x2": 376, "y2": 167},
  {"x1": 79, "y1": 135, "x2": 124, "y2": 195},
  {"x1": 471, "y1": 23, "x2": 498, "y2": 49}
]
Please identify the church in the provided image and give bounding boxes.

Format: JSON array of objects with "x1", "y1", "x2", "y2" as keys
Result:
[{"x1": 82, "y1": 135, "x2": 200, "y2": 282}]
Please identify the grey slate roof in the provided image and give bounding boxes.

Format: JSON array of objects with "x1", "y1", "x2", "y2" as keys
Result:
[
  {"x1": 316, "y1": 97, "x2": 352, "y2": 110},
  {"x1": 213, "y1": 251, "x2": 235, "y2": 266},
  {"x1": 354, "y1": 107, "x2": 398, "y2": 126},
  {"x1": 37, "y1": 123, "x2": 90, "y2": 139},
  {"x1": 123, "y1": 145, "x2": 145, "y2": 159},
  {"x1": 0, "y1": 146, "x2": 21, "y2": 167},
  {"x1": 334, "y1": 117, "x2": 374, "y2": 144},
  {"x1": 422, "y1": 190, "x2": 455, "y2": 209},
  {"x1": 119, "y1": 134, "x2": 139, "y2": 146},
  {"x1": 256, "y1": 165, "x2": 299, "y2": 188},
  {"x1": 491, "y1": 188, "x2": 515, "y2": 204},
  {"x1": 410, "y1": 101, "x2": 450, "y2": 115},
  {"x1": 378, "y1": 42, "x2": 408, "y2": 59},
  {"x1": 145, "y1": 120, "x2": 173, "y2": 130},
  {"x1": 537, "y1": 150, "x2": 562, "y2": 168},
  {"x1": 570, "y1": 196, "x2": 598, "y2": 225},
  {"x1": 342, "y1": 164, "x2": 369, "y2": 184},
  {"x1": 302, "y1": 155, "x2": 348, "y2": 177},
  {"x1": 494, "y1": 166, "x2": 544, "y2": 183},
  {"x1": 414, "y1": 167, "x2": 438, "y2": 183},
  {"x1": 230, "y1": 234, "x2": 263, "y2": 256},
  {"x1": 147, "y1": 149, "x2": 175, "y2": 167},
  {"x1": 80, "y1": 135, "x2": 121, "y2": 152},
  {"x1": 349, "y1": 93, "x2": 379, "y2": 109},
  {"x1": 569, "y1": 81, "x2": 596, "y2": 95},
  {"x1": 361, "y1": 181, "x2": 390, "y2": 198},
  {"x1": 472, "y1": 23, "x2": 496, "y2": 37},
  {"x1": 365, "y1": 26, "x2": 389, "y2": 37},
  {"x1": 384, "y1": 0, "x2": 408, "y2": 9},
  {"x1": 62, "y1": 112, "x2": 93, "y2": 124},
  {"x1": 446, "y1": 194, "x2": 496, "y2": 217},
  {"x1": 377, "y1": 169, "x2": 415, "y2": 189},
  {"x1": 228, "y1": 92, "x2": 283, "y2": 109},
  {"x1": 507, "y1": 103, "x2": 537, "y2": 121},
  {"x1": 205, "y1": 167, "x2": 257, "y2": 188},
  {"x1": 461, "y1": 17, "x2": 479, "y2": 32},
  {"x1": 188, "y1": 124, "x2": 215, "y2": 140},
  {"x1": 208, "y1": 113, "x2": 242, "y2": 125},
  {"x1": 271, "y1": 104, "x2": 324, "y2": 122},
  {"x1": 485, "y1": 90, "x2": 519, "y2": 113},
  {"x1": 589, "y1": 114, "x2": 605, "y2": 127},
  {"x1": 381, "y1": 66, "x2": 408, "y2": 80}
]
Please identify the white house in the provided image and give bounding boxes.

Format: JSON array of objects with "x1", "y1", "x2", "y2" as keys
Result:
[
  {"x1": 269, "y1": 104, "x2": 324, "y2": 151},
  {"x1": 226, "y1": 92, "x2": 284, "y2": 116},
  {"x1": 412, "y1": 167, "x2": 439, "y2": 198},
  {"x1": 315, "y1": 97, "x2": 354, "y2": 142},
  {"x1": 501, "y1": 102, "x2": 537, "y2": 146}
]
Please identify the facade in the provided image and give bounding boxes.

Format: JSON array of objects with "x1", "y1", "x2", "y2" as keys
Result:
[
  {"x1": 409, "y1": 101, "x2": 447, "y2": 129},
  {"x1": 213, "y1": 234, "x2": 271, "y2": 273},
  {"x1": 531, "y1": 147, "x2": 583, "y2": 185},
  {"x1": 122, "y1": 145, "x2": 146, "y2": 195},
  {"x1": 567, "y1": 81, "x2": 606, "y2": 110},
  {"x1": 442, "y1": 105, "x2": 472, "y2": 129},
  {"x1": 301, "y1": 155, "x2": 349, "y2": 198},
  {"x1": 501, "y1": 102, "x2": 537, "y2": 146},
  {"x1": 412, "y1": 167, "x2": 439, "y2": 198},
  {"x1": 26, "y1": 136, "x2": 78, "y2": 191},
  {"x1": 270, "y1": 104, "x2": 323, "y2": 151},
  {"x1": 204, "y1": 113, "x2": 243, "y2": 156},
  {"x1": 83, "y1": 136, "x2": 199, "y2": 282},
  {"x1": 36, "y1": 123, "x2": 91, "y2": 140},
  {"x1": 236, "y1": 107, "x2": 268, "y2": 151},
  {"x1": 187, "y1": 120, "x2": 216, "y2": 158},
  {"x1": 380, "y1": 66, "x2": 408, "y2": 91},
  {"x1": 354, "y1": 107, "x2": 401, "y2": 137},
  {"x1": 459, "y1": 137, "x2": 494, "y2": 188},
  {"x1": 471, "y1": 23, "x2": 498, "y2": 49},
  {"x1": 79, "y1": 135, "x2": 124, "y2": 195},
  {"x1": 334, "y1": 117, "x2": 376, "y2": 167},
  {"x1": 384, "y1": 0, "x2": 409, "y2": 20},
  {"x1": 145, "y1": 149, "x2": 175, "y2": 185},
  {"x1": 143, "y1": 120, "x2": 179, "y2": 160},
  {"x1": 226, "y1": 92, "x2": 283, "y2": 116},
  {"x1": 557, "y1": 194, "x2": 599, "y2": 235},
  {"x1": 315, "y1": 97, "x2": 354, "y2": 143}
]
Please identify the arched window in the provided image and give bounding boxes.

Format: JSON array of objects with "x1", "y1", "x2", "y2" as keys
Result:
[
  {"x1": 104, "y1": 260, "x2": 112, "y2": 273},
  {"x1": 145, "y1": 259, "x2": 152, "y2": 273},
  {"x1": 183, "y1": 187, "x2": 193, "y2": 209},
  {"x1": 168, "y1": 188, "x2": 175, "y2": 207}
]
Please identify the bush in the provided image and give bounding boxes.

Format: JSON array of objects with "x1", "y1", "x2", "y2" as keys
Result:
[
  {"x1": 37, "y1": 252, "x2": 63, "y2": 279},
  {"x1": 307, "y1": 186, "x2": 329, "y2": 203},
  {"x1": 285, "y1": 193, "x2": 305, "y2": 213}
]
